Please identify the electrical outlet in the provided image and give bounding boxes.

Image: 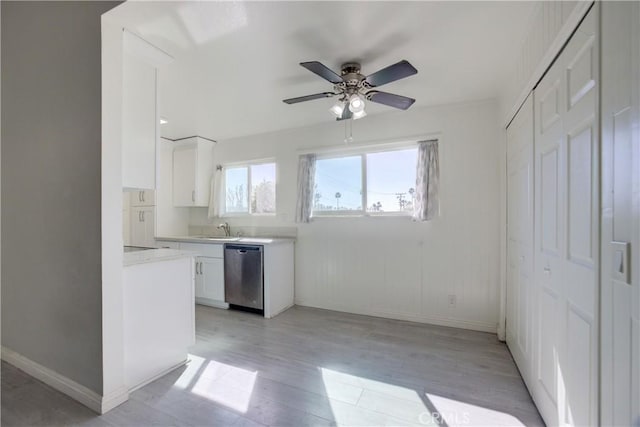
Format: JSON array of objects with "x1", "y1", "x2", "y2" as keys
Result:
[{"x1": 448, "y1": 294, "x2": 457, "y2": 307}]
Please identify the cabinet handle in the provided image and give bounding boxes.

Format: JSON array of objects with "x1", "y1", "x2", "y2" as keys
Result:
[
  {"x1": 142, "y1": 192, "x2": 145, "y2": 203},
  {"x1": 139, "y1": 191, "x2": 142, "y2": 202},
  {"x1": 138, "y1": 211, "x2": 142, "y2": 222},
  {"x1": 192, "y1": 190, "x2": 195, "y2": 203},
  {"x1": 543, "y1": 267, "x2": 551, "y2": 274},
  {"x1": 197, "y1": 262, "x2": 202, "y2": 275}
]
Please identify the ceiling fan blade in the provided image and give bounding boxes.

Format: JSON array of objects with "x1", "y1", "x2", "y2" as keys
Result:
[
  {"x1": 283, "y1": 92, "x2": 335, "y2": 104},
  {"x1": 365, "y1": 60, "x2": 417, "y2": 87},
  {"x1": 300, "y1": 61, "x2": 343, "y2": 84},
  {"x1": 336, "y1": 107, "x2": 353, "y2": 121},
  {"x1": 367, "y1": 91, "x2": 415, "y2": 110}
]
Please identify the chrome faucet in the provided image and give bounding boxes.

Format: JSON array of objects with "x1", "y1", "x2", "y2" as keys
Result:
[{"x1": 217, "y1": 222, "x2": 231, "y2": 237}]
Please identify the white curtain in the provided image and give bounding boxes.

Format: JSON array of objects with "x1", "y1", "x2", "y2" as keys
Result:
[
  {"x1": 207, "y1": 167, "x2": 224, "y2": 219},
  {"x1": 413, "y1": 140, "x2": 439, "y2": 221},
  {"x1": 295, "y1": 154, "x2": 316, "y2": 223}
]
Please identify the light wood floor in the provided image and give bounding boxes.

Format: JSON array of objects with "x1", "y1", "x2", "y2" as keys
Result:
[{"x1": 1, "y1": 305, "x2": 543, "y2": 426}]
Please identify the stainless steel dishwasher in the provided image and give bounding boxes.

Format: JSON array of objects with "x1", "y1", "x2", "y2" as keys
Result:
[{"x1": 224, "y1": 244, "x2": 264, "y2": 312}]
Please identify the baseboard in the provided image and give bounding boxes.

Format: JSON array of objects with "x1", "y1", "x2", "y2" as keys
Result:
[
  {"x1": 195, "y1": 298, "x2": 229, "y2": 309},
  {"x1": 265, "y1": 303, "x2": 294, "y2": 319},
  {"x1": 1, "y1": 346, "x2": 129, "y2": 414},
  {"x1": 100, "y1": 386, "x2": 129, "y2": 413},
  {"x1": 127, "y1": 358, "x2": 188, "y2": 393},
  {"x1": 294, "y1": 300, "x2": 497, "y2": 334}
]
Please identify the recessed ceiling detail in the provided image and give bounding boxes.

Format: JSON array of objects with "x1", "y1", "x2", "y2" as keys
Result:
[{"x1": 106, "y1": 1, "x2": 539, "y2": 140}]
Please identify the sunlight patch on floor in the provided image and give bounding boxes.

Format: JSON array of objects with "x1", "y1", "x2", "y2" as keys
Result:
[
  {"x1": 191, "y1": 361, "x2": 257, "y2": 413},
  {"x1": 173, "y1": 354, "x2": 206, "y2": 389},
  {"x1": 426, "y1": 393, "x2": 527, "y2": 426},
  {"x1": 321, "y1": 367, "x2": 527, "y2": 426},
  {"x1": 173, "y1": 354, "x2": 258, "y2": 413}
]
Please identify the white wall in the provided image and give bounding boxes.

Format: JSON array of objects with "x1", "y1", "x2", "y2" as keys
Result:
[
  {"x1": 1, "y1": 1, "x2": 117, "y2": 395},
  {"x1": 499, "y1": 1, "x2": 590, "y2": 125},
  {"x1": 191, "y1": 100, "x2": 502, "y2": 332}
]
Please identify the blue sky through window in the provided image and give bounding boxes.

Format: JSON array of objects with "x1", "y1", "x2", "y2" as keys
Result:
[
  {"x1": 367, "y1": 148, "x2": 417, "y2": 212},
  {"x1": 313, "y1": 147, "x2": 418, "y2": 213},
  {"x1": 314, "y1": 156, "x2": 362, "y2": 211}
]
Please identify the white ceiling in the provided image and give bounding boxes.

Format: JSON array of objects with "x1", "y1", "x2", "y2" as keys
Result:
[{"x1": 108, "y1": 1, "x2": 538, "y2": 140}]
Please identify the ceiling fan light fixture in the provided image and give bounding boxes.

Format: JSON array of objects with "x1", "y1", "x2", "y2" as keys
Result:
[
  {"x1": 329, "y1": 101, "x2": 345, "y2": 118},
  {"x1": 352, "y1": 109, "x2": 367, "y2": 120},
  {"x1": 348, "y1": 94, "x2": 365, "y2": 113}
]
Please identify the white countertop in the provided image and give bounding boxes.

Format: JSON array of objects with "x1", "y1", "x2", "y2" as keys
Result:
[
  {"x1": 155, "y1": 236, "x2": 296, "y2": 245},
  {"x1": 123, "y1": 248, "x2": 197, "y2": 267}
]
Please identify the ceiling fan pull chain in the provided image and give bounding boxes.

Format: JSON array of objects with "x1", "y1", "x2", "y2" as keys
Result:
[{"x1": 344, "y1": 118, "x2": 353, "y2": 144}]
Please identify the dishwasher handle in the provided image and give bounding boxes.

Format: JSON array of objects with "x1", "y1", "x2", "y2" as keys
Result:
[{"x1": 225, "y1": 244, "x2": 263, "y2": 253}]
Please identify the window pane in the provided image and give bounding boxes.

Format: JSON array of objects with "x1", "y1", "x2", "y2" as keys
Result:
[
  {"x1": 314, "y1": 156, "x2": 362, "y2": 212},
  {"x1": 366, "y1": 148, "x2": 417, "y2": 213},
  {"x1": 225, "y1": 167, "x2": 248, "y2": 213},
  {"x1": 250, "y1": 163, "x2": 276, "y2": 214}
]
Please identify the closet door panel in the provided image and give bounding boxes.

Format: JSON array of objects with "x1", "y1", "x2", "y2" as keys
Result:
[
  {"x1": 506, "y1": 93, "x2": 534, "y2": 380},
  {"x1": 534, "y1": 34, "x2": 567, "y2": 425},
  {"x1": 565, "y1": 305, "x2": 593, "y2": 426},
  {"x1": 532, "y1": 5, "x2": 598, "y2": 426},
  {"x1": 562, "y1": 8, "x2": 599, "y2": 425},
  {"x1": 566, "y1": 124, "x2": 595, "y2": 265},
  {"x1": 540, "y1": 147, "x2": 561, "y2": 254}
]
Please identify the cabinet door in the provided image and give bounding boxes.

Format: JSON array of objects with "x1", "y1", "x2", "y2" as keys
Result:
[
  {"x1": 130, "y1": 208, "x2": 146, "y2": 246},
  {"x1": 130, "y1": 207, "x2": 155, "y2": 247},
  {"x1": 194, "y1": 260, "x2": 205, "y2": 299},
  {"x1": 200, "y1": 257, "x2": 225, "y2": 301},
  {"x1": 173, "y1": 146, "x2": 197, "y2": 207},
  {"x1": 123, "y1": 193, "x2": 131, "y2": 246},
  {"x1": 142, "y1": 207, "x2": 155, "y2": 247},
  {"x1": 130, "y1": 190, "x2": 155, "y2": 207}
]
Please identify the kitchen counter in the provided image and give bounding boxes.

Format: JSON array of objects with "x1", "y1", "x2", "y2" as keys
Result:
[
  {"x1": 155, "y1": 235, "x2": 296, "y2": 245},
  {"x1": 123, "y1": 248, "x2": 197, "y2": 266},
  {"x1": 155, "y1": 235, "x2": 295, "y2": 319}
]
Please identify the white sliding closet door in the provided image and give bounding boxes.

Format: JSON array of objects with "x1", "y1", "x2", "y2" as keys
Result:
[
  {"x1": 533, "y1": 5, "x2": 599, "y2": 426},
  {"x1": 601, "y1": 2, "x2": 640, "y2": 426},
  {"x1": 506, "y1": 94, "x2": 534, "y2": 382}
]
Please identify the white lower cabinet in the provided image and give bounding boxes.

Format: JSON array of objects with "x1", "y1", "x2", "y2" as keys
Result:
[
  {"x1": 179, "y1": 243, "x2": 227, "y2": 308},
  {"x1": 155, "y1": 239, "x2": 294, "y2": 316},
  {"x1": 195, "y1": 256, "x2": 227, "y2": 307}
]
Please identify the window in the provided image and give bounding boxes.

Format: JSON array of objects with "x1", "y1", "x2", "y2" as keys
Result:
[
  {"x1": 224, "y1": 162, "x2": 276, "y2": 215},
  {"x1": 314, "y1": 156, "x2": 362, "y2": 212},
  {"x1": 313, "y1": 146, "x2": 418, "y2": 216}
]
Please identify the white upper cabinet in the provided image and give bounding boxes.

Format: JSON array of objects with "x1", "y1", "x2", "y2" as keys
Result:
[
  {"x1": 121, "y1": 30, "x2": 173, "y2": 190},
  {"x1": 172, "y1": 137, "x2": 215, "y2": 207}
]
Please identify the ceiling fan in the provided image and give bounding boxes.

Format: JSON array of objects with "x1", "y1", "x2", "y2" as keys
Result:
[{"x1": 283, "y1": 60, "x2": 418, "y2": 121}]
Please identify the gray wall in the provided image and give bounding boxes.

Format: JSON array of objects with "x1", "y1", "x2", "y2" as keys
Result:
[{"x1": 2, "y1": 1, "x2": 118, "y2": 394}]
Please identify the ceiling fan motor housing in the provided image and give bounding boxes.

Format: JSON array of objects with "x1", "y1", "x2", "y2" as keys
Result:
[{"x1": 339, "y1": 62, "x2": 368, "y2": 96}]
